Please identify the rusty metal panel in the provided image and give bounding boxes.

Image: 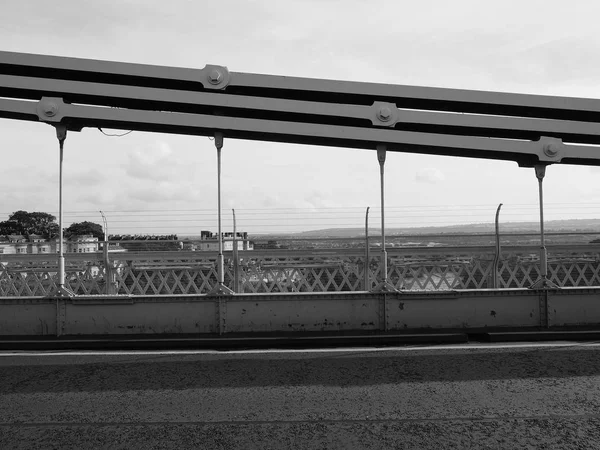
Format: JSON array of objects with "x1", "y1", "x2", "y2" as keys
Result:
[
  {"x1": 0, "y1": 298, "x2": 56, "y2": 336},
  {"x1": 386, "y1": 290, "x2": 540, "y2": 330},
  {"x1": 64, "y1": 297, "x2": 217, "y2": 335},
  {"x1": 225, "y1": 294, "x2": 380, "y2": 333},
  {"x1": 547, "y1": 288, "x2": 600, "y2": 327},
  {"x1": 2, "y1": 289, "x2": 600, "y2": 337}
]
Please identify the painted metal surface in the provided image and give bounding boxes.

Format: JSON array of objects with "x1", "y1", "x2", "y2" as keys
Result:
[
  {"x1": 0, "y1": 289, "x2": 598, "y2": 337},
  {"x1": 225, "y1": 295, "x2": 381, "y2": 333},
  {"x1": 3, "y1": 50, "x2": 600, "y2": 121},
  {"x1": 547, "y1": 288, "x2": 600, "y2": 327},
  {"x1": 65, "y1": 297, "x2": 216, "y2": 335},
  {"x1": 2, "y1": 96, "x2": 585, "y2": 166},
  {"x1": 5, "y1": 74, "x2": 600, "y2": 144},
  {"x1": 0, "y1": 299, "x2": 56, "y2": 335},
  {"x1": 3, "y1": 51, "x2": 600, "y2": 165},
  {"x1": 385, "y1": 290, "x2": 541, "y2": 330}
]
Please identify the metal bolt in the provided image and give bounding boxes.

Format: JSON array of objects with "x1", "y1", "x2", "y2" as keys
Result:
[
  {"x1": 208, "y1": 69, "x2": 223, "y2": 85},
  {"x1": 43, "y1": 102, "x2": 58, "y2": 117},
  {"x1": 378, "y1": 107, "x2": 392, "y2": 122},
  {"x1": 543, "y1": 142, "x2": 560, "y2": 157}
]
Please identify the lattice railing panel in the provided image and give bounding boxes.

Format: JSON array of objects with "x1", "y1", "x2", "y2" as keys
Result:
[
  {"x1": 0, "y1": 258, "x2": 109, "y2": 296},
  {"x1": 2, "y1": 247, "x2": 600, "y2": 296}
]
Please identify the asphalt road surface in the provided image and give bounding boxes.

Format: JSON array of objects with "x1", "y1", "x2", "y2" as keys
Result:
[{"x1": 1, "y1": 342, "x2": 600, "y2": 449}]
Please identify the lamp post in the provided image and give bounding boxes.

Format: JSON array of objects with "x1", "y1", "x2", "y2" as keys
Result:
[
  {"x1": 492, "y1": 203, "x2": 503, "y2": 288},
  {"x1": 99, "y1": 210, "x2": 108, "y2": 245},
  {"x1": 99, "y1": 210, "x2": 113, "y2": 295},
  {"x1": 232, "y1": 208, "x2": 239, "y2": 293},
  {"x1": 364, "y1": 206, "x2": 370, "y2": 291}
]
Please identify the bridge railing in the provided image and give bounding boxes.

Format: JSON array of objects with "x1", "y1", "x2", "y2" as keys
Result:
[{"x1": 2, "y1": 243, "x2": 600, "y2": 296}]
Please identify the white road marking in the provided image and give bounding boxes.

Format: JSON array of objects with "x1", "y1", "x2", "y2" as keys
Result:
[{"x1": 1, "y1": 341, "x2": 600, "y2": 357}]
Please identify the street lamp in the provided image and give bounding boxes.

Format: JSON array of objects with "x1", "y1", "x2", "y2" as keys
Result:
[
  {"x1": 99, "y1": 210, "x2": 108, "y2": 246},
  {"x1": 99, "y1": 210, "x2": 114, "y2": 295}
]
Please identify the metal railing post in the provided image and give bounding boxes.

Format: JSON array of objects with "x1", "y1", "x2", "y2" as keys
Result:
[
  {"x1": 99, "y1": 210, "x2": 114, "y2": 295},
  {"x1": 232, "y1": 209, "x2": 239, "y2": 293},
  {"x1": 364, "y1": 206, "x2": 370, "y2": 290}
]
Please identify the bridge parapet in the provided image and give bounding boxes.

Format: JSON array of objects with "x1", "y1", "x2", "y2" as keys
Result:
[{"x1": 2, "y1": 244, "x2": 600, "y2": 297}]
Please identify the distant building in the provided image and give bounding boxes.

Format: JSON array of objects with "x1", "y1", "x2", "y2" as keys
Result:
[
  {"x1": 196, "y1": 230, "x2": 254, "y2": 252},
  {"x1": 0, "y1": 234, "x2": 98, "y2": 254},
  {"x1": 65, "y1": 235, "x2": 99, "y2": 253}
]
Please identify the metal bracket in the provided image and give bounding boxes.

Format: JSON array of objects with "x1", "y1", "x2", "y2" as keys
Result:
[
  {"x1": 535, "y1": 136, "x2": 565, "y2": 164},
  {"x1": 372, "y1": 281, "x2": 400, "y2": 293},
  {"x1": 210, "y1": 284, "x2": 235, "y2": 295},
  {"x1": 201, "y1": 65, "x2": 231, "y2": 90},
  {"x1": 370, "y1": 102, "x2": 399, "y2": 127},
  {"x1": 37, "y1": 97, "x2": 65, "y2": 123}
]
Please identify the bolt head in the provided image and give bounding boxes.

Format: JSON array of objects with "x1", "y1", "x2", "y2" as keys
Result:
[
  {"x1": 543, "y1": 142, "x2": 560, "y2": 157},
  {"x1": 208, "y1": 69, "x2": 223, "y2": 84},
  {"x1": 43, "y1": 103, "x2": 58, "y2": 117},
  {"x1": 378, "y1": 107, "x2": 392, "y2": 122}
]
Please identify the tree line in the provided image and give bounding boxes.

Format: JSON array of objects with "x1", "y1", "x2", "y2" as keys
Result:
[
  {"x1": 0, "y1": 210, "x2": 105, "y2": 240},
  {"x1": 0, "y1": 211, "x2": 179, "y2": 242}
]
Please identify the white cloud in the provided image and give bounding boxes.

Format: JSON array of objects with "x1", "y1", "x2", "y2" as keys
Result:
[
  {"x1": 125, "y1": 140, "x2": 183, "y2": 181},
  {"x1": 3, "y1": 1, "x2": 600, "y2": 232},
  {"x1": 415, "y1": 168, "x2": 445, "y2": 184}
]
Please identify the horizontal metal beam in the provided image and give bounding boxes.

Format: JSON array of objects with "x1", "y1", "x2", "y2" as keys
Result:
[
  {"x1": 2, "y1": 97, "x2": 597, "y2": 166},
  {"x1": 3, "y1": 51, "x2": 600, "y2": 121},
  {"x1": 4, "y1": 74, "x2": 600, "y2": 145},
  {"x1": 3, "y1": 51, "x2": 600, "y2": 165},
  {"x1": 1, "y1": 289, "x2": 599, "y2": 336}
]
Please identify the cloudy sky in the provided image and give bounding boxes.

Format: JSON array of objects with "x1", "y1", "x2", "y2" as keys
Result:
[{"x1": 2, "y1": 0, "x2": 600, "y2": 235}]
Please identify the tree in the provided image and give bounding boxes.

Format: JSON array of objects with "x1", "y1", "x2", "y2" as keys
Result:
[
  {"x1": 1, "y1": 211, "x2": 59, "y2": 239},
  {"x1": 65, "y1": 221, "x2": 105, "y2": 240},
  {"x1": 0, "y1": 220, "x2": 21, "y2": 236}
]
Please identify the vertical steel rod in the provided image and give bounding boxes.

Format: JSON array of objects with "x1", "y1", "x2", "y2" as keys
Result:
[
  {"x1": 536, "y1": 166, "x2": 548, "y2": 280},
  {"x1": 211, "y1": 133, "x2": 233, "y2": 295},
  {"x1": 56, "y1": 125, "x2": 67, "y2": 294},
  {"x1": 530, "y1": 165, "x2": 557, "y2": 289},
  {"x1": 377, "y1": 146, "x2": 388, "y2": 285},
  {"x1": 232, "y1": 208, "x2": 239, "y2": 293},
  {"x1": 216, "y1": 134, "x2": 224, "y2": 286}
]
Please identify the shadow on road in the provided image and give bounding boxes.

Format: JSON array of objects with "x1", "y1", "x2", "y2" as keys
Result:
[{"x1": 2, "y1": 346, "x2": 600, "y2": 394}]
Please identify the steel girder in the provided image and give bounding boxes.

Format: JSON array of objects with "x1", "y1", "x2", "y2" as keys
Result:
[{"x1": 1, "y1": 51, "x2": 600, "y2": 166}]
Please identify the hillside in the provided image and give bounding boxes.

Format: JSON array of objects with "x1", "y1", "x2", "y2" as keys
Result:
[{"x1": 270, "y1": 219, "x2": 600, "y2": 239}]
